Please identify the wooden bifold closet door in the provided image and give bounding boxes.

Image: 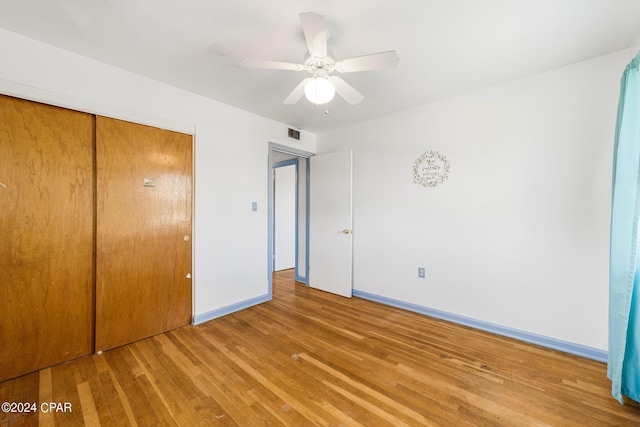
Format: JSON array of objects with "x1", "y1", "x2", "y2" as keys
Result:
[
  {"x1": 0, "y1": 97, "x2": 193, "y2": 382},
  {"x1": 95, "y1": 117, "x2": 193, "y2": 352},
  {"x1": 0, "y1": 95, "x2": 95, "y2": 382}
]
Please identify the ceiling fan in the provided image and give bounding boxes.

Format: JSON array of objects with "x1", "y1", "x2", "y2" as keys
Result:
[{"x1": 240, "y1": 12, "x2": 399, "y2": 106}]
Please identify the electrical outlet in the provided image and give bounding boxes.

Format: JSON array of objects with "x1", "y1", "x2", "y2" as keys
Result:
[{"x1": 418, "y1": 267, "x2": 426, "y2": 278}]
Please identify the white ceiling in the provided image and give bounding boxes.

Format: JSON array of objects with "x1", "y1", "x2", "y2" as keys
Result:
[{"x1": 1, "y1": 0, "x2": 639, "y2": 133}]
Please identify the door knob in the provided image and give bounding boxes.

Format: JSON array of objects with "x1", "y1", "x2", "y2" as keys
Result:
[{"x1": 342, "y1": 229, "x2": 351, "y2": 235}]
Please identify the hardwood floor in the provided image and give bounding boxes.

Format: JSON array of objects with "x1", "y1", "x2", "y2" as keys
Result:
[{"x1": 1, "y1": 269, "x2": 640, "y2": 426}]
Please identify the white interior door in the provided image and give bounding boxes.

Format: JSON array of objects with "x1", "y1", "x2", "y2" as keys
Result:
[{"x1": 309, "y1": 149, "x2": 353, "y2": 297}]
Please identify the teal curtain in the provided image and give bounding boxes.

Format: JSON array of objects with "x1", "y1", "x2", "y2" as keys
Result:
[{"x1": 609, "y1": 51, "x2": 640, "y2": 404}]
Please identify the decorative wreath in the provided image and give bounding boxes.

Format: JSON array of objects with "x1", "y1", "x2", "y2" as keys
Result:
[{"x1": 412, "y1": 151, "x2": 450, "y2": 187}]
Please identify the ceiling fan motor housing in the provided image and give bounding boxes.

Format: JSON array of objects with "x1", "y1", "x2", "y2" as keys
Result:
[{"x1": 305, "y1": 56, "x2": 336, "y2": 77}]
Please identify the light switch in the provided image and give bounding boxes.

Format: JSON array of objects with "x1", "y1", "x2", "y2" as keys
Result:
[{"x1": 251, "y1": 201, "x2": 258, "y2": 212}]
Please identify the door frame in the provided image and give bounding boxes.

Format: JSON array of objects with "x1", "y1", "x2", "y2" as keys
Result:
[{"x1": 268, "y1": 142, "x2": 313, "y2": 297}]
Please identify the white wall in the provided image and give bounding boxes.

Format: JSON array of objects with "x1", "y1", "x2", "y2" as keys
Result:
[
  {"x1": 630, "y1": 29, "x2": 640, "y2": 60},
  {"x1": 317, "y1": 50, "x2": 631, "y2": 351},
  {"x1": 0, "y1": 28, "x2": 316, "y2": 318}
]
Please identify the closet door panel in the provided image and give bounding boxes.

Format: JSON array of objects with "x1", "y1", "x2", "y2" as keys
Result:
[
  {"x1": 0, "y1": 95, "x2": 94, "y2": 382},
  {"x1": 96, "y1": 117, "x2": 192, "y2": 352}
]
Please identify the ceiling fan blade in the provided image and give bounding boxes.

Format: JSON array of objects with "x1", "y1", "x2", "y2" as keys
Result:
[
  {"x1": 330, "y1": 76, "x2": 364, "y2": 105},
  {"x1": 283, "y1": 78, "x2": 311, "y2": 105},
  {"x1": 240, "y1": 58, "x2": 305, "y2": 71},
  {"x1": 300, "y1": 12, "x2": 327, "y2": 58},
  {"x1": 335, "y1": 51, "x2": 399, "y2": 73}
]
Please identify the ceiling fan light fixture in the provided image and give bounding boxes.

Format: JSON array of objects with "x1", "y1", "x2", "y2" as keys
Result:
[{"x1": 304, "y1": 76, "x2": 335, "y2": 104}]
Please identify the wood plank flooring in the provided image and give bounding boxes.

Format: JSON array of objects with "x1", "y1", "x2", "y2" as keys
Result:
[{"x1": 1, "y1": 269, "x2": 640, "y2": 426}]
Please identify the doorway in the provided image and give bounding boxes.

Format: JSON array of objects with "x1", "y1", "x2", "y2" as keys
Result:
[
  {"x1": 268, "y1": 143, "x2": 313, "y2": 295},
  {"x1": 273, "y1": 160, "x2": 297, "y2": 272}
]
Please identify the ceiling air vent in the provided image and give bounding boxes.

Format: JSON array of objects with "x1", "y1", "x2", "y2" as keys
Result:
[{"x1": 287, "y1": 128, "x2": 301, "y2": 141}]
